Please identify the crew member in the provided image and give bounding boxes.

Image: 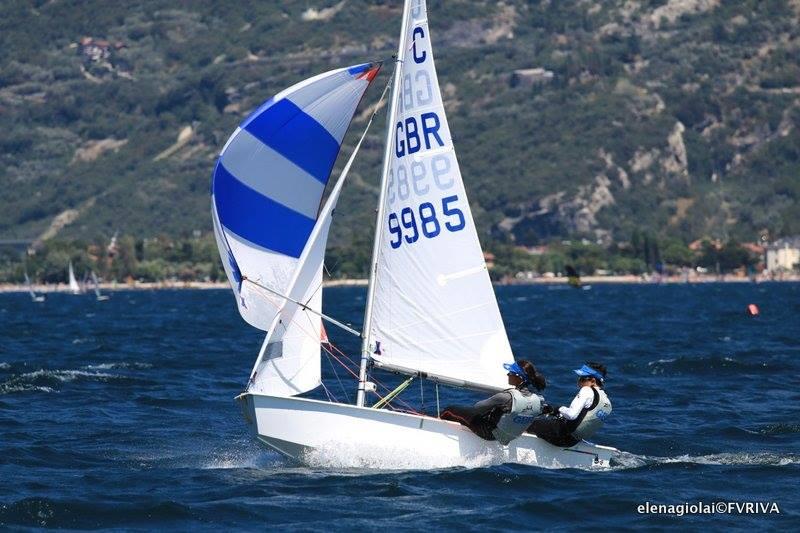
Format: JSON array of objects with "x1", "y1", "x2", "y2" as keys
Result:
[
  {"x1": 440, "y1": 359, "x2": 546, "y2": 445},
  {"x1": 530, "y1": 361, "x2": 612, "y2": 447}
]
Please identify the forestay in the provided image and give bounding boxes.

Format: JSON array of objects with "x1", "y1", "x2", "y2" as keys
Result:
[{"x1": 368, "y1": 0, "x2": 514, "y2": 390}]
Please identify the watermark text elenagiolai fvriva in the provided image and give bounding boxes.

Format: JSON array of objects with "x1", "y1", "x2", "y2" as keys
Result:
[{"x1": 637, "y1": 501, "x2": 780, "y2": 516}]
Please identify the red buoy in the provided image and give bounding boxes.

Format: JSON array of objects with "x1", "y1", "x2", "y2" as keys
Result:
[{"x1": 747, "y1": 304, "x2": 760, "y2": 316}]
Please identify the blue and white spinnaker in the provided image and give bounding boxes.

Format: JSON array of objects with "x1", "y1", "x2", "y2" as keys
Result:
[{"x1": 212, "y1": 63, "x2": 380, "y2": 332}]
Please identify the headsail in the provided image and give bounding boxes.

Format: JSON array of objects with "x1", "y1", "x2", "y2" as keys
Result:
[
  {"x1": 367, "y1": 0, "x2": 513, "y2": 391},
  {"x1": 212, "y1": 62, "x2": 381, "y2": 331},
  {"x1": 213, "y1": 62, "x2": 381, "y2": 396},
  {"x1": 249, "y1": 73, "x2": 390, "y2": 396}
]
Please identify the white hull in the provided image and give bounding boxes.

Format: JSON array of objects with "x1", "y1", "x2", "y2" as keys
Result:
[{"x1": 238, "y1": 393, "x2": 618, "y2": 469}]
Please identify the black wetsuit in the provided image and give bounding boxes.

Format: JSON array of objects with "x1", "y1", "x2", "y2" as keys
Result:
[
  {"x1": 440, "y1": 391, "x2": 512, "y2": 441},
  {"x1": 529, "y1": 388, "x2": 601, "y2": 447},
  {"x1": 528, "y1": 415, "x2": 581, "y2": 447}
]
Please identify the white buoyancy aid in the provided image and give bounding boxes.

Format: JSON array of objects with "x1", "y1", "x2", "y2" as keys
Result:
[
  {"x1": 492, "y1": 388, "x2": 542, "y2": 445},
  {"x1": 569, "y1": 387, "x2": 612, "y2": 440}
]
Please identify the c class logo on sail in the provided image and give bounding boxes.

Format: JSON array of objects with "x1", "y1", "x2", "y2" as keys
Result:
[{"x1": 412, "y1": 27, "x2": 427, "y2": 64}]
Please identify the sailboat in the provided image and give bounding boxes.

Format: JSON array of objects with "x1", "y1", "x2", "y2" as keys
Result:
[
  {"x1": 67, "y1": 262, "x2": 82, "y2": 295},
  {"x1": 91, "y1": 271, "x2": 110, "y2": 301},
  {"x1": 565, "y1": 264, "x2": 591, "y2": 290},
  {"x1": 25, "y1": 272, "x2": 46, "y2": 302},
  {"x1": 214, "y1": 0, "x2": 618, "y2": 468}
]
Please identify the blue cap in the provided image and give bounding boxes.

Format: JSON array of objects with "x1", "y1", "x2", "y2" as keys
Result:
[
  {"x1": 503, "y1": 362, "x2": 529, "y2": 384},
  {"x1": 574, "y1": 364, "x2": 604, "y2": 382}
]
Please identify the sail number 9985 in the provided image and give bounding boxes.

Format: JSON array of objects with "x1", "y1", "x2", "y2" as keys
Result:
[{"x1": 388, "y1": 195, "x2": 465, "y2": 249}]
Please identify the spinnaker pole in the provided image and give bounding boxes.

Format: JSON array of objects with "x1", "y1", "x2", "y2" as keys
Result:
[{"x1": 357, "y1": 0, "x2": 412, "y2": 407}]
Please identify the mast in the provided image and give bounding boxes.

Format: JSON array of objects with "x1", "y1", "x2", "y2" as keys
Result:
[{"x1": 357, "y1": 0, "x2": 412, "y2": 407}]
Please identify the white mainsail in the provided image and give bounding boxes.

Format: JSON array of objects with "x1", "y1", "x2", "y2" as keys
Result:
[
  {"x1": 25, "y1": 272, "x2": 34, "y2": 296},
  {"x1": 25, "y1": 272, "x2": 45, "y2": 302},
  {"x1": 212, "y1": 62, "x2": 382, "y2": 397},
  {"x1": 68, "y1": 262, "x2": 81, "y2": 295},
  {"x1": 91, "y1": 271, "x2": 109, "y2": 301},
  {"x1": 366, "y1": 0, "x2": 514, "y2": 391}
]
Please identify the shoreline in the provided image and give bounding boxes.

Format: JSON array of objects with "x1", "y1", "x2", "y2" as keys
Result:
[{"x1": 1, "y1": 274, "x2": 798, "y2": 294}]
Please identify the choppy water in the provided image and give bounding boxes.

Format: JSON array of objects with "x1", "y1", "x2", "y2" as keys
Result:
[{"x1": 1, "y1": 283, "x2": 798, "y2": 529}]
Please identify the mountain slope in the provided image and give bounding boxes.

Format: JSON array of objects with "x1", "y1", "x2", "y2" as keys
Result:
[{"x1": 1, "y1": 0, "x2": 798, "y2": 250}]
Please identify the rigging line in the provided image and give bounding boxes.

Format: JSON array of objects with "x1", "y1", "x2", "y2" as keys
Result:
[
  {"x1": 322, "y1": 260, "x2": 337, "y2": 279},
  {"x1": 326, "y1": 341, "x2": 360, "y2": 367},
  {"x1": 322, "y1": 350, "x2": 348, "y2": 404},
  {"x1": 321, "y1": 344, "x2": 398, "y2": 406},
  {"x1": 325, "y1": 340, "x2": 419, "y2": 409},
  {"x1": 305, "y1": 73, "x2": 395, "y2": 308},
  {"x1": 321, "y1": 343, "x2": 361, "y2": 381},
  {"x1": 419, "y1": 376, "x2": 425, "y2": 413},
  {"x1": 269, "y1": 71, "x2": 395, "y2": 319},
  {"x1": 242, "y1": 276, "x2": 361, "y2": 337},
  {"x1": 320, "y1": 378, "x2": 337, "y2": 403},
  {"x1": 324, "y1": 341, "x2": 421, "y2": 414}
]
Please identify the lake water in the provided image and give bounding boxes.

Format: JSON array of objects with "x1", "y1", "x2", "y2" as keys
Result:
[{"x1": 1, "y1": 283, "x2": 798, "y2": 529}]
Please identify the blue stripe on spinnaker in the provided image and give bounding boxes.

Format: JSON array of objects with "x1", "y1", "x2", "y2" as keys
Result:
[
  {"x1": 347, "y1": 63, "x2": 369, "y2": 75},
  {"x1": 244, "y1": 99, "x2": 340, "y2": 184},
  {"x1": 242, "y1": 97, "x2": 275, "y2": 127},
  {"x1": 213, "y1": 163, "x2": 314, "y2": 258}
]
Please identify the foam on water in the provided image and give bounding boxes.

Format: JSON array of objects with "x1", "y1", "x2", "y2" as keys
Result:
[
  {"x1": 200, "y1": 444, "x2": 286, "y2": 471},
  {"x1": 297, "y1": 441, "x2": 614, "y2": 472},
  {"x1": 608, "y1": 450, "x2": 800, "y2": 470},
  {"x1": 83, "y1": 362, "x2": 153, "y2": 370},
  {"x1": 0, "y1": 368, "x2": 119, "y2": 395},
  {"x1": 646, "y1": 354, "x2": 777, "y2": 375},
  {"x1": 301, "y1": 441, "x2": 507, "y2": 471},
  {"x1": 660, "y1": 451, "x2": 800, "y2": 466}
]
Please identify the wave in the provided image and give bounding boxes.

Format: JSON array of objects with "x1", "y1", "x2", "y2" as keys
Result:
[
  {"x1": 200, "y1": 448, "x2": 286, "y2": 471},
  {"x1": 646, "y1": 355, "x2": 778, "y2": 375},
  {"x1": 83, "y1": 362, "x2": 153, "y2": 370},
  {"x1": 660, "y1": 451, "x2": 800, "y2": 466},
  {"x1": 610, "y1": 450, "x2": 800, "y2": 470},
  {"x1": 0, "y1": 368, "x2": 128, "y2": 395},
  {"x1": 0, "y1": 497, "x2": 193, "y2": 528},
  {"x1": 718, "y1": 423, "x2": 800, "y2": 438},
  {"x1": 744, "y1": 423, "x2": 800, "y2": 436}
]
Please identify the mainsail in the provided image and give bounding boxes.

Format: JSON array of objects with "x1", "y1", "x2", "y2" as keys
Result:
[
  {"x1": 212, "y1": 62, "x2": 381, "y2": 396},
  {"x1": 366, "y1": 0, "x2": 514, "y2": 391},
  {"x1": 91, "y1": 271, "x2": 109, "y2": 300},
  {"x1": 68, "y1": 262, "x2": 81, "y2": 295}
]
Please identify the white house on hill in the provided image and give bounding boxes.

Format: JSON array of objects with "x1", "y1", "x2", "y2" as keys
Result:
[{"x1": 766, "y1": 237, "x2": 800, "y2": 272}]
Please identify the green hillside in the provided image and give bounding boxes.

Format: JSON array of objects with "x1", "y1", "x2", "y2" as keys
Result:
[{"x1": 1, "y1": 0, "x2": 799, "y2": 271}]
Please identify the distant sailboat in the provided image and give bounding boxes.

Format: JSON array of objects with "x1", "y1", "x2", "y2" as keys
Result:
[
  {"x1": 67, "y1": 262, "x2": 82, "y2": 295},
  {"x1": 565, "y1": 264, "x2": 591, "y2": 290},
  {"x1": 91, "y1": 271, "x2": 110, "y2": 301},
  {"x1": 566, "y1": 265, "x2": 581, "y2": 288},
  {"x1": 215, "y1": 0, "x2": 617, "y2": 468},
  {"x1": 25, "y1": 272, "x2": 45, "y2": 303}
]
